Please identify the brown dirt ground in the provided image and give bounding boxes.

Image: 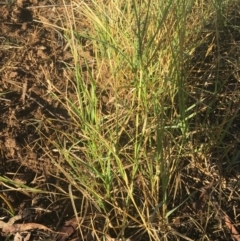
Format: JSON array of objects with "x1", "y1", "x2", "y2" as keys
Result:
[
  {"x1": 0, "y1": 1, "x2": 92, "y2": 240},
  {"x1": 1, "y1": 1, "x2": 240, "y2": 241}
]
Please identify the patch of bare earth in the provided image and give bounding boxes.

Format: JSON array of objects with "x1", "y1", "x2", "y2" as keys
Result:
[{"x1": 0, "y1": 1, "x2": 95, "y2": 240}]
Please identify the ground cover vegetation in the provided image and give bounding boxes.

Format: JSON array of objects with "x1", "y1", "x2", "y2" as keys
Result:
[{"x1": 1, "y1": 0, "x2": 240, "y2": 240}]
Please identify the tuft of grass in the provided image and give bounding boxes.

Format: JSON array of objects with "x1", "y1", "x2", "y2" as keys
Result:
[
  {"x1": 47, "y1": 1, "x2": 204, "y2": 240},
  {"x1": 29, "y1": 0, "x2": 240, "y2": 240}
]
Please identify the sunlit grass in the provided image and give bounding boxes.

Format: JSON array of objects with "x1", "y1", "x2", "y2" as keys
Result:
[
  {"x1": 32, "y1": 0, "x2": 240, "y2": 240},
  {"x1": 51, "y1": 1, "x2": 204, "y2": 240}
]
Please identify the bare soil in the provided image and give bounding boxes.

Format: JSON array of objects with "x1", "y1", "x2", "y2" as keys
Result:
[{"x1": 0, "y1": 1, "x2": 84, "y2": 240}]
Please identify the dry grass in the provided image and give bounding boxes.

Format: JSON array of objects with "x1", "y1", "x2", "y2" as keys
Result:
[{"x1": 40, "y1": 0, "x2": 240, "y2": 240}]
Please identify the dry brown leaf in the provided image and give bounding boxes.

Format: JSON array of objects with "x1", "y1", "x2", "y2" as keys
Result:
[
  {"x1": 56, "y1": 217, "x2": 78, "y2": 241},
  {"x1": 224, "y1": 215, "x2": 240, "y2": 241},
  {"x1": 0, "y1": 221, "x2": 54, "y2": 234}
]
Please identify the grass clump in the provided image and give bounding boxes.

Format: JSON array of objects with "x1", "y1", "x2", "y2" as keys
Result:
[{"x1": 35, "y1": 0, "x2": 240, "y2": 240}]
